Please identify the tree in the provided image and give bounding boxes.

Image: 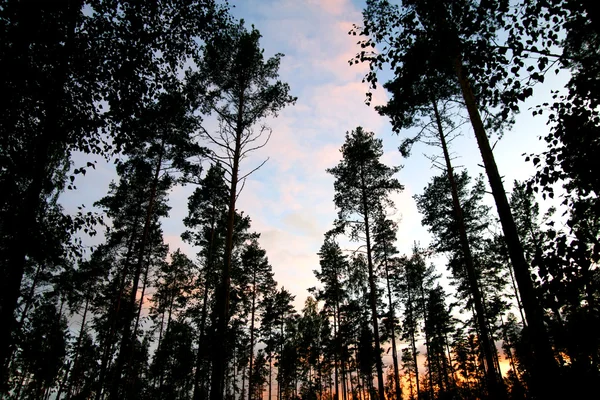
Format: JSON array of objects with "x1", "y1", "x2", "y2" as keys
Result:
[
  {"x1": 109, "y1": 78, "x2": 209, "y2": 399},
  {"x1": 372, "y1": 214, "x2": 402, "y2": 400},
  {"x1": 397, "y1": 246, "x2": 438, "y2": 400},
  {"x1": 241, "y1": 239, "x2": 276, "y2": 400},
  {"x1": 91, "y1": 153, "x2": 170, "y2": 400},
  {"x1": 191, "y1": 21, "x2": 296, "y2": 399},
  {"x1": 149, "y1": 320, "x2": 196, "y2": 400},
  {"x1": 424, "y1": 286, "x2": 457, "y2": 398},
  {"x1": 264, "y1": 288, "x2": 297, "y2": 400},
  {"x1": 327, "y1": 127, "x2": 403, "y2": 400},
  {"x1": 313, "y1": 239, "x2": 349, "y2": 400},
  {"x1": 182, "y1": 163, "x2": 230, "y2": 400},
  {"x1": 297, "y1": 297, "x2": 327, "y2": 400},
  {"x1": 415, "y1": 171, "x2": 510, "y2": 397},
  {"x1": 14, "y1": 296, "x2": 68, "y2": 399}
]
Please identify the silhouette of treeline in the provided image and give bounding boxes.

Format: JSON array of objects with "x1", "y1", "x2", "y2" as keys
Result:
[{"x1": 0, "y1": 1, "x2": 597, "y2": 400}]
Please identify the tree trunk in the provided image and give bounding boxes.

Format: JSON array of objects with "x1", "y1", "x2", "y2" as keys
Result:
[
  {"x1": 383, "y1": 249, "x2": 402, "y2": 400},
  {"x1": 18, "y1": 265, "x2": 43, "y2": 327},
  {"x1": 417, "y1": 281, "x2": 435, "y2": 400},
  {"x1": 278, "y1": 316, "x2": 284, "y2": 400},
  {"x1": 125, "y1": 251, "x2": 152, "y2": 395},
  {"x1": 452, "y1": 55, "x2": 559, "y2": 397},
  {"x1": 211, "y1": 83, "x2": 245, "y2": 400},
  {"x1": 341, "y1": 357, "x2": 348, "y2": 400},
  {"x1": 333, "y1": 308, "x2": 340, "y2": 400},
  {"x1": 63, "y1": 294, "x2": 91, "y2": 400},
  {"x1": 96, "y1": 212, "x2": 141, "y2": 400},
  {"x1": 241, "y1": 365, "x2": 247, "y2": 400},
  {"x1": 506, "y1": 252, "x2": 527, "y2": 326},
  {"x1": 359, "y1": 166, "x2": 385, "y2": 400},
  {"x1": 407, "y1": 285, "x2": 420, "y2": 400},
  {"x1": 248, "y1": 269, "x2": 257, "y2": 400},
  {"x1": 432, "y1": 99, "x2": 506, "y2": 399},
  {"x1": 268, "y1": 353, "x2": 273, "y2": 400},
  {"x1": 354, "y1": 344, "x2": 363, "y2": 400},
  {"x1": 194, "y1": 215, "x2": 217, "y2": 400}
]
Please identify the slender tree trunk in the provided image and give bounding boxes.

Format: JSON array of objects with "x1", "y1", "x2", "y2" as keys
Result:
[
  {"x1": 499, "y1": 315, "x2": 520, "y2": 380},
  {"x1": 194, "y1": 216, "x2": 217, "y2": 400},
  {"x1": 318, "y1": 355, "x2": 323, "y2": 400},
  {"x1": 56, "y1": 361, "x2": 72, "y2": 400},
  {"x1": 269, "y1": 354, "x2": 273, "y2": 400},
  {"x1": 506, "y1": 254, "x2": 527, "y2": 326},
  {"x1": 407, "y1": 366, "x2": 415, "y2": 400},
  {"x1": 383, "y1": 252, "x2": 402, "y2": 400},
  {"x1": 133, "y1": 254, "x2": 152, "y2": 340},
  {"x1": 359, "y1": 167, "x2": 386, "y2": 400},
  {"x1": 62, "y1": 294, "x2": 91, "y2": 400},
  {"x1": 439, "y1": 337, "x2": 451, "y2": 393},
  {"x1": 452, "y1": 54, "x2": 558, "y2": 397},
  {"x1": 278, "y1": 317, "x2": 284, "y2": 400},
  {"x1": 354, "y1": 345, "x2": 363, "y2": 400},
  {"x1": 96, "y1": 212, "x2": 140, "y2": 400},
  {"x1": 341, "y1": 349, "x2": 348, "y2": 400},
  {"x1": 407, "y1": 286, "x2": 420, "y2": 400},
  {"x1": 417, "y1": 282, "x2": 435, "y2": 400},
  {"x1": 248, "y1": 269, "x2": 257, "y2": 400},
  {"x1": 333, "y1": 309, "x2": 340, "y2": 400},
  {"x1": 444, "y1": 333, "x2": 457, "y2": 386},
  {"x1": 341, "y1": 358, "x2": 348, "y2": 400},
  {"x1": 347, "y1": 369, "x2": 353, "y2": 400},
  {"x1": 432, "y1": 99, "x2": 506, "y2": 399},
  {"x1": 193, "y1": 278, "x2": 210, "y2": 399},
  {"x1": 241, "y1": 365, "x2": 247, "y2": 400},
  {"x1": 5, "y1": 264, "x2": 44, "y2": 381},
  {"x1": 333, "y1": 255, "x2": 343, "y2": 400},
  {"x1": 18, "y1": 265, "x2": 43, "y2": 327},
  {"x1": 211, "y1": 83, "x2": 245, "y2": 400},
  {"x1": 125, "y1": 251, "x2": 153, "y2": 395}
]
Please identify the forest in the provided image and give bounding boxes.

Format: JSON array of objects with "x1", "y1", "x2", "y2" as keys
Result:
[{"x1": 0, "y1": 1, "x2": 598, "y2": 400}]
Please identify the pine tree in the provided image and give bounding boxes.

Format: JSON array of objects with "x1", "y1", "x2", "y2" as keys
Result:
[
  {"x1": 182, "y1": 163, "x2": 230, "y2": 400},
  {"x1": 372, "y1": 214, "x2": 402, "y2": 400},
  {"x1": 327, "y1": 127, "x2": 403, "y2": 400},
  {"x1": 313, "y1": 239, "x2": 349, "y2": 400},
  {"x1": 191, "y1": 21, "x2": 296, "y2": 398},
  {"x1": 240, "y1": 239, "x2": 276, "y2": 400},
  {"x1": 415, "y1": 172, "x2": 508, "y2": 396}
]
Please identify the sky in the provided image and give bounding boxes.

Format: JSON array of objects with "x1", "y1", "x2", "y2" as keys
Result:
[{"x1": 63, "y1": 0, "x2": 570, "y2": 315}]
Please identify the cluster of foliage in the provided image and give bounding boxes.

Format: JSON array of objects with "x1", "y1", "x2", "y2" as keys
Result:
[{"x1": 0, "y1": 1, "x2": 597, "y2": 400}]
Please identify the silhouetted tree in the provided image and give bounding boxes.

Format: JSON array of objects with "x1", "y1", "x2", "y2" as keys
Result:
[
  {"x1": 190, "y1": 21, "x2": 296, "y2": 398},
  {"x1": 327, "y1": 126, "x2": 403, "y2": 400}
]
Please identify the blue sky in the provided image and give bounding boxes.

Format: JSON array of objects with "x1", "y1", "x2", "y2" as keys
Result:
[{"x1": 62, "y1": 0, "x2": 570, "y2": 311}]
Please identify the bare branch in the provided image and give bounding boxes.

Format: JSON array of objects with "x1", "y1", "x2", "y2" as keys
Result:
[
  {"x1": 237, "y1": 157, "x2": 269, "y2": 182},
  {"x1": 203, "y1": 129, "x2": 234, "y2": 153},
  {"x1": 239, "y1": 128, "x2": 272, "y2": 159},
  {"x1": 236, "y1": 177, "x2": 246, "y2": 201}
]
